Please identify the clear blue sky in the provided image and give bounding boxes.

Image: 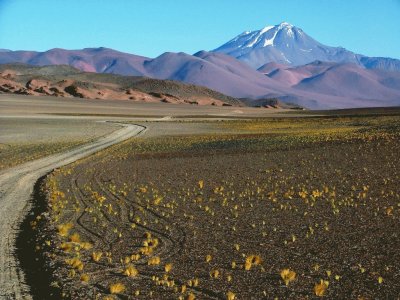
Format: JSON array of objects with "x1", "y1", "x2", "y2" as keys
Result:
[{"x1": 0, "y1": 0, "x2": 399, "y2": 59}]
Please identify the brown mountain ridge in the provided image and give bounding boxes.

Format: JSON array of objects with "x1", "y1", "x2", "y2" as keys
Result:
[{"x1": 0, "y1": 63, "x2": 244, "y2": 107}]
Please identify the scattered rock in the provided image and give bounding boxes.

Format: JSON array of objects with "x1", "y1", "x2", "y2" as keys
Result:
[{"x1": 64, "y1": 85, "x2": 84, "y2": 98}]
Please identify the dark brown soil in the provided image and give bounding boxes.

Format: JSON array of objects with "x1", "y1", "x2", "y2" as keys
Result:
[{"x1": 32, "y1": 119, "x2": 400, "y2": 299}]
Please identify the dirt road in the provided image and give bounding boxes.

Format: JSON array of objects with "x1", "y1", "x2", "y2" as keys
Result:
[{"x1": 0, "y1": 123, "x2": 146, "y2": 300}]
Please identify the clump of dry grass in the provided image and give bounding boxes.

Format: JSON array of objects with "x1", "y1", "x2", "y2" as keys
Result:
[
  {"x1": 314, "y1": 280, "x2": 329, "y2": 296},
  {"x1": 244, "y1": 255, "x2": 262, "y2": 271},
  {"x1": 280, "y1": 269, "x2": 296, "y2": 286},
  {"x1": 148, "y1": 256, "x2": 161, "y2": 265},
  {"x1": 123, "y1": 265, "x2": 139, "y2": 277},
  {"x1": 109, "y1": 282, "x2": 125, "y2": 294}
]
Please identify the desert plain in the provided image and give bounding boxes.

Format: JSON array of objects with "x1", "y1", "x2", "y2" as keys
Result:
[{"x1": 0, "y1": 94, "x2": 399, "y2": 300}]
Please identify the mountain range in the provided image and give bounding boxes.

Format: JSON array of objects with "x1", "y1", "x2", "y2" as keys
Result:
[{"x1": 1, "y1": 22, "x2": 400, "y2": 109}]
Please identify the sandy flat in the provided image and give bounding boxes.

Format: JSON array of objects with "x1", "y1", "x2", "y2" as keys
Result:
[{"x1": 0, "y1": 94, "x2": 296, "y2": 119}]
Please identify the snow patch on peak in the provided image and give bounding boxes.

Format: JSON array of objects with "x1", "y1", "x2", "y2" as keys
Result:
[
  {"x1": 260, "y1": 26, "x2": 274, "y2": 34},
  {"x1": 278, "y1": 22, "x2": 294, "y2": 28},
  {"x1": 263, "y1": 29, "x2": 279, "y2": 47},
  {"x1": 277, "y1": 22, "x2": 295, "y2": 37}
]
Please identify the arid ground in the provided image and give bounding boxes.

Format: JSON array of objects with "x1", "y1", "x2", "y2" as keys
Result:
[{"x1": 0, "y1": 95, "x2": 399, "y2": 299}]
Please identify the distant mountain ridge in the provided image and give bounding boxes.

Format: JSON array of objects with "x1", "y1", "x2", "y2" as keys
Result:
[
  {"x1": 213, "y1": 22, "x2": 400, "y2": 72},
  {"x1": 0, "y1": 48, "x2": 292, "y2": 99},
  {"x1": 1, "y1": 22, "x2": 400, "y2": 109},
  {"x1": 0, "y1": 47, "x2": 149, "y2": 75}
]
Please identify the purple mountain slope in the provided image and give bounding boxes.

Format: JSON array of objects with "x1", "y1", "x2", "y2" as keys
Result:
[
  {"x1": 153, "y1": 51, "x2": 289, "y2": 98},
  {"x1": 257, "y1": 62, "x2": 288, "y2": 74},
  {"x1": 265, "y1": 61, "x2": 338, "y2": 86},
  {"x1": 0, "y1": 47, "x2": 149, "y2": 76},
  {"x1": 293, "y1": 63, "x2": 400, "y2": 100},
  {"x1": 213, "y1": 22, "x2": 400, "y2": 72},
  {"x1": 259, "y1": 61, "x2": 400, "y2": 107},
  {"x1": 360, "y1": 57, "x2": 400, "y2": 73}
]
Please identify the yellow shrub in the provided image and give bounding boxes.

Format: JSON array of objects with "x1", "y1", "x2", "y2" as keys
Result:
[
  {"x1": 69, "y1": 233, "x2": 81, "y2": 243},
  {"x1": 280, "y1": 269, "x2": 296, "y2": 286},
  {"x1": 124, "y1": 265, "x2": 139, "y2": 277},
  {"x1": 109, "y1": 283, "x2": 126, "y2": 294},
  {"x1": 80, "y1": 242, "x2": 92, "y2": 250},
  {"x1": 187, "y1": 293, "x2": 196, "y2": 300},
  {"x1": 154, "y1": 196, "x2": 163, "y2": 205},
  {"x1": 140, "y1": 246, "x2": 154, "y2": 256},
  {"x1": 57, "y1": 223, "x2": 73, "y2": 237},
  {"x1": 245, "y1": 255, "x2": 262, "y2": 271},
  {"x1": 314, "y1": 280, "x2": 329, "y2": 296},
  {"x1": 227, "y1": 291, "x2": 236, "y2": 300},
  {"x1": 198, "y1": 180, "x2": 204, "y2": 189},
  {"x1": 92, "y1": 252, "x2": 103, "y2": 262},
  {"x1": 60, "y1": 242, "x2": 73, "y2": 253},
  {"x1": 131, "y1": 254, "x2": 140, "y2": 261},
  {"x1": 65, "y1": 257, "x2": 84, "y2": 271},
  {"x1": 148, "y1": 256, "x2": 161, "y2": 265},
  {"x1": 210, "y1": 269, "x2": 219, "y2": 279},
  {"x1": 80, "y1": 274, "x2": 90, "y2": 283},
  {"x1": 165, "y1": 263, "x2": 173, "y2": 273}
]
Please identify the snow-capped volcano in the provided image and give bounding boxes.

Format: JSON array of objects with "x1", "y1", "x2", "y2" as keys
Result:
[
  {"x1": 218, "y1": 22, "x2": 299, "y2": 52},
  {"x1": 213, "y1": 22, "x2": 363, "y2": 69}
]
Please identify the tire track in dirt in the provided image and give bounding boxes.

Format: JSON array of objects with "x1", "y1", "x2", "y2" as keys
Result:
[
  {"x1": 62, "y1": 153, "x2": 222, "y2": 299},
  {"x1": 92, "y1": 172, "x2": 221, "y2": 299},
  {"x1": 0, "y1": 122, "x2": 146, "y2": 300}
]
